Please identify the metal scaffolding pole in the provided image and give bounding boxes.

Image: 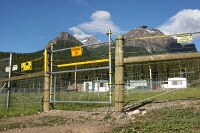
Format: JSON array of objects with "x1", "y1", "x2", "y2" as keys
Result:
[
  {"x1": 50, "y1": 43, "x2": 53, "y2": 102},
  {"x1": 107, "y1": 30, "x2": 112, "y2": 104}
]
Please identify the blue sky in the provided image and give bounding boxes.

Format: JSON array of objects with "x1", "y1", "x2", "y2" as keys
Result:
[{"x1": 0, "y1": 0, "x2": 200, "y2": 53}]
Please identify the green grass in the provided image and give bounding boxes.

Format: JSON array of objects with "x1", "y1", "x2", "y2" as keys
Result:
[
  {"x1": 54, "y1": 91, "x2": 109, "y2": 101},
  {"x1": 51, "y1": 91, "x2": 111, "y2": 110},
  {"x1": 0, "y1": 93, "x2": 43, "y2": 118},
  {"x1": 0, "y1": 105, "x2": 41, "y2": 119},
  {"x1": 112, "y1": 105, "x2": 200, "y2": 132},
  {"x1": 0, "y1": 87, "x2": 200, "y2": 118},
  {"x1": 124, "y1": 87, "x2": 200, "y2": 103}
]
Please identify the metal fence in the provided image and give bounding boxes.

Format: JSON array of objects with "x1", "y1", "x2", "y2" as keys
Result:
[
  {"x1": 123, "y1": 31, "x2": 200, "y2": 94},
  {"x1": 0, "y1": 54, "x2": 11, "y2": 112},
  {"x1": 124, "y1": 58, "x2": 200, "y2": 91},
  {"x1": 0, "y1": 52, "x2": 44, "y2": 112},
  {"x1": 0, "y1": 54, "x2": 10, "y2": 79},
  {"x1": 1, "y1": 77, "x2": 44, "y2": 112},
  {"x1": 49, "y1": 31, "x2": 113, "y2": 104},
  {"x1": 113, "y1": 32, "x2": 200, "y2": 111}
]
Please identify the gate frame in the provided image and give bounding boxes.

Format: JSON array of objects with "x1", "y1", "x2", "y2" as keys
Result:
[{"x1": 48, "y1": 30, "x2": 113, "y2": 105}]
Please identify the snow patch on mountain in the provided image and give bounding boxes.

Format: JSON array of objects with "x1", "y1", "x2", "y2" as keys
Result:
[{"x1": 79, "y1": 35, "x2": 101, "y2": 45}]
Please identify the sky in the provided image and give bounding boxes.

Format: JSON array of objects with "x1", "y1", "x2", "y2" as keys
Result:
[{"x1": 0, "y1": 0, "x2": 200, "y2": 53}]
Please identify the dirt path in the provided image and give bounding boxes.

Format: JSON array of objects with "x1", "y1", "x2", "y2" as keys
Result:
[
  {"x1": 0, "y1": 107, "x2": 133, "y2": 133},
  {"x1": 0, "y1": 100, "x2": 199, "y2": 133}
]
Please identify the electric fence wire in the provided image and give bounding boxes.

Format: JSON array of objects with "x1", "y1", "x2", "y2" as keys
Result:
[
  {"x1": 124, "y1": 45, "x2": 197, "y2": 55},
  {"x1": 124, "y1": 31, "x2": 200, "y2": 41}
]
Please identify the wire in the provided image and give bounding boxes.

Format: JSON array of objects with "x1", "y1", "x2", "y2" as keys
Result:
[
  {"x1": 0, "y1": 58, "x2": 10, "y2": 62},
  {"x1": 124, "y1": 45, "x2": 197, "y2": 55},
  {"x1": 125, "y1": 31, "x2": 200, "y2": 41},
  {"x1": 30, "y1": 56, "x2": 44, "y2": 62},
  {"x1": 124, "y1": 51, "x2": 196, "y2": 56},
  {"x1": 1, "y1": 82, "x2": 7, "y2": 89}
]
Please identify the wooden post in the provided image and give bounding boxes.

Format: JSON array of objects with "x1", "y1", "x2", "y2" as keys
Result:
[
  {"x1": 43, "y1": 49, "x2": 50, "y2": 112},
  {"x1": 115, "y1": 35, "x2": 124, "y2": 112}
]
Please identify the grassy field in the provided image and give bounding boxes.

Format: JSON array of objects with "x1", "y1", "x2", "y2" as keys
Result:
[
  {"x1": 111, "y1": 87, "x2": 200, "y2": 132},
  {"x1": 124, "y1": 87, "x2": 200, "y2": 102},
  {"x1": 0, "y1": 92, "x2": 43, "y2": 118},
  {"x1": 0, "y1": 87, "x2": 200, "y2": 118}
]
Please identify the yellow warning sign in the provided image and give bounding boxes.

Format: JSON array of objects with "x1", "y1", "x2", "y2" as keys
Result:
[
  {"x1": 177, "y1": 34, "x2": 192, "y2": 43},
  {"x1": 21, "y1": 61, "x2": 32, "y2": 72},
  {"x1": 71, "y1": 46, "x2": 82, "y2": 57}
]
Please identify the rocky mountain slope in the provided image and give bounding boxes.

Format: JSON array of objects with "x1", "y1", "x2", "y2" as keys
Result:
[{"x1": 46, "y1": 32, "x2": 83, "y2": 49}]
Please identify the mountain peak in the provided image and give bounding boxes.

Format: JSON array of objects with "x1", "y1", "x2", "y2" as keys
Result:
[
  {"x1": 46, "y1": 32, "x2": 83, "y2": 48},
  {"x1": 80, "y1": 35, "x2": 100, "y2": 45},
  {"x1": 58, "y1": 32, "x2": 82, "y2": 44},
  {"x1": 125, "y1": 26, "x2": 164, "y2": 39}
]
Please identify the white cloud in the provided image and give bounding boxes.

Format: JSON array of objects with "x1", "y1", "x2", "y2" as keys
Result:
[
  {"x1": 69, "y1": 27, "x2": 91, "y2": 40},
  {"x1": 69, "y1": 11, "x2": 121, "y2": 39},
  {"x1": 67, "y1": 0, "x2": 90, "y2": 8},
  {"x1": 158, "y1": 9, "x2": 200, "y2": 39},
  {"x1": 91, "y1": 11, "x2": 111, "y2": 21}
]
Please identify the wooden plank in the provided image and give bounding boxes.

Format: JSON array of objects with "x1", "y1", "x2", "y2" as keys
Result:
[
  {"x1": 0, "y1": 71, "x2": 44, "y2": 82},
  {"x1": 124, "y1": 52, "x2": 200, "y2": 64}
]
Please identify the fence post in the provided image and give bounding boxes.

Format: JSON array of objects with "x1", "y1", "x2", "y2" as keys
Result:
[
  {"x1": 149, "y1": 66, "x2": 153, "y2": 90},
  {"x1": 115, "y1": 35, "x2": 124, "y2": 112},
  {"x1": 43, "y1": 49, "x2": 50, "y2": 112},
  {"x1": 6, "y1": 53, "x2": 12, "y2": 110}
]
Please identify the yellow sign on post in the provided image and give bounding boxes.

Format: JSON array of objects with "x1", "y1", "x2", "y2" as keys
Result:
[
  {"x1": 21, "y1": 61, "x2": 32, "y2": 72},
  {"x1": 177, "y1": 34, "x2": 192, "y2": 43},
  {"x1": 71, "y1": 46, "x2": 82, "y2": 57}
]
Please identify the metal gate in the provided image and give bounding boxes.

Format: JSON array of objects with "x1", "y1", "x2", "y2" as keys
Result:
[{"x1": 49, "y1": 31, "x2": 113, "y2": 104}]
